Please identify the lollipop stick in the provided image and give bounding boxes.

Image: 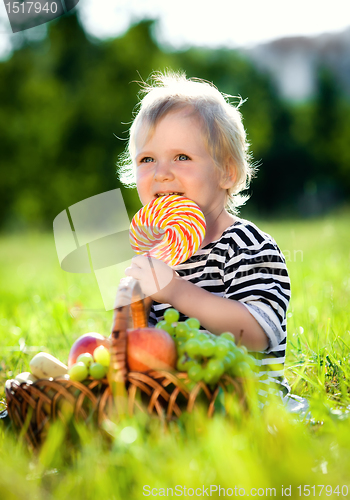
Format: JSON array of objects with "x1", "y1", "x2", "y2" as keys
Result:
[{"x1": 146, "y1": 252, "x2": 161, "y2": 293}]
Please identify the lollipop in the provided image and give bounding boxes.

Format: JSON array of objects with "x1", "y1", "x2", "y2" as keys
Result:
[{"x1": 129, "y1": 195, "x2": 206, "y2": 267}]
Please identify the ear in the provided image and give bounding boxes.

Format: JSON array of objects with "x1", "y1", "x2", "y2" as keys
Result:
[{"x1": 220, "y1": 161, "x2": 236, "y2": 190}]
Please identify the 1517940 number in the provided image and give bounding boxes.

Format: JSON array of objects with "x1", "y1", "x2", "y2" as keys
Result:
[
  {"x1": 297, "y1": 485, "x2": 348, "y2": 496},
  {"x1": 5, "y1": 2, "x2": 58, "y2": 14}
]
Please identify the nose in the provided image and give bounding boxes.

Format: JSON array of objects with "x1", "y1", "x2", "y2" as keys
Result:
[{"x1": 154, "y1": 160, "x2": 174, "y2": 182}]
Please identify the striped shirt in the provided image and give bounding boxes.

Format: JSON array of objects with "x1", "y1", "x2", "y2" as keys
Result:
[{"x1": 149, "y1": 218, "x2": 291, "y2": 399}]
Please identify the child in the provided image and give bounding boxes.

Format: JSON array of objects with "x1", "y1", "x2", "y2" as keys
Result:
[{"x1": 121, "y1": 71, "x2": 291, "y2": 401}]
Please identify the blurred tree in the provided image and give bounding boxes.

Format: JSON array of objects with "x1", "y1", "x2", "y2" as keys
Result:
[
  {"x1": 0, "y1": 15, "x2": 167, "y2": 229},
  {"x1": 0, "y1": 13, "x2": 349, "y2": 230},
  {"x1": 310, "y1": 67, "x2": 350, "y2": 195},
  {"x1": 287, "y1": 67, "x2": 349, "y2": 215}
]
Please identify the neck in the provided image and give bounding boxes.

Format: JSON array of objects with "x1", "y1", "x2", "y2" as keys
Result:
[{"x1": 201, "y1": 208, "x2": 236, "y2": 248}]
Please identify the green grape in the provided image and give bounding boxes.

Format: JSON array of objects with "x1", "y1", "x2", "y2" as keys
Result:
[
  {"x1": 162, "y1": 323, "x2": 175, "y2": 335},
  {"x1": 175, "y1": 322, "x2": 190, "y2": 338},
  {"x1": 175, "y1": 336, "x2": 186, "y2": 348},
  {"x1": 220, "y1": 331, "x2": 236, "y2": 342},
  {"x1": 93, "y1": 345, "x2": 110, "y2": 367},
  {"x1": 188, "y1": 364, "x2": 204, "y2": 382},
  {"x1": 184, "y1": 338, "x2": 201, "y2": 357},
  {"x1": 200, "y1": 339, "x2": 216, "y2": 357},
  {"x1": 214, "y1": 340, "x2": 230, "y2": 359},
  {"x1": 206, "y1": 359, "x2": 225, "y2": 379},
  {"x1": 222, "y1": 356, "x2": 231, "y2": 370},
  {"x1": 244, "y1": 354, "x2": 257, "y2": 371},
  {"x1": 207, "y1": 332, "x2": 216, "y2": 340},
  {"x1": 156, "y1": 320, "x2": 168, "y2": 330},
  {"x1": 232, "y1": 361, "x2": 251, "y2": 377},
  {"x1": 185, "y1": 359, "x2": 199, "y2": 370},
  {"x1": 77, "y1": 352, "x2": 94, "y2": 368},
  {"x1": 175, "y1": 337, "x2": 187, "y2": 353},
  {"x1": 226, "y1": 351, "x2": 236, "y2": 366},
  {"x1": 203, "y1": 369, "x2": 219, "y2": 385},
  {"x1": 187, "y1": 328, "x2": 199, "y2": 339},
  {"x1": 185, "y1": 317, "x2": 201, "y2": 330},
  {"x1": 89, "y1": 362, "x2": 107, "y2": 380},
  {"x1": 156, "y1": 320, "x2": 175, "y2": 336},
  {"x1": 226, "y1": 340, "x2": 237, "y2": 351},
  {"x1": 239, "y1": 345, "x2": 248, "y2": 356},
  {"x1": 156, "y1": 319, "x2": 175, "y2": 336},
  {"x1": 176, "y1": 355, "x2": 197, "y2": 372},
  {"x1": 231, "y1": 346, "x2": 246, "y2": 363},
  {"x1": 68, "y1": 362, "x2": 88, "y2": 382},
  {"x1": 164, "y1": 308, "x2": 180, "y2": 324},
  {"x1": 196, "y1": 332, "x2": 209, "y2": 342}
]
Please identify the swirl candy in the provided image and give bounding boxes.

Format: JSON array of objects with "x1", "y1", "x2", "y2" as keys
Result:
[{"x1": 129, "y1": 195, "x2": 206, "y2": 267}]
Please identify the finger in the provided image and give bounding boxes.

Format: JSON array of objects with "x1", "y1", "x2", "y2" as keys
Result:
[
  {"x1": 124, "y1": 266, "x2": 143, "y2": 280},
  {"x1": 131, "y1": 254, "x2": 150, "y2": 268}
]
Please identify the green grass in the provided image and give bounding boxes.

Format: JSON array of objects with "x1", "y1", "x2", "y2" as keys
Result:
[{"x1": 1, "y1": 208, "x2": 350, "y2": 499}]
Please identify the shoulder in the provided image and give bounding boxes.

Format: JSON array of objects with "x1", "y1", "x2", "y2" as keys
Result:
[
  {"x1": 213, "y1": 218, "x2": 288, "y2": 269},
  {"x1": 218, "y1": 218, "x2": 279, "y2": 250}
]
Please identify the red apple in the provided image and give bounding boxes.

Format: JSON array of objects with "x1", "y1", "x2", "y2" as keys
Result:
[
  {"x1": 127, "y1": 327, "x2": 177, "y2": 372},
  {"x1": 68, "y1": 332, "x2": 110, "y2": 369}
]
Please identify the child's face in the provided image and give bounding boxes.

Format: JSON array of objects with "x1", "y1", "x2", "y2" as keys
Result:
[{"x1": 134, "y1": 108, "x2": 233, "y2": 217}]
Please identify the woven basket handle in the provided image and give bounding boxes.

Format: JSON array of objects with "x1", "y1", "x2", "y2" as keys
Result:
[{"x1": 109, "y1": 277, "x2": 147, "y2": 385}]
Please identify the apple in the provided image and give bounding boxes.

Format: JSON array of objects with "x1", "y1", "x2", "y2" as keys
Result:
[
  {"x1": 68, "y1": 332, "x2": 110, "y2": 369},
  {"x1": 126, "y1": 327, "x2": 177, "y2": 372}
]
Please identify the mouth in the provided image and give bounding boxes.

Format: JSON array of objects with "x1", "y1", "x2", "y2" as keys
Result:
[{"x1": 155, "y1": 192, "x2": 184, "y2": 198}]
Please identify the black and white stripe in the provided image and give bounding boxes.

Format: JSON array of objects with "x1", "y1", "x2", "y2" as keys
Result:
[{"x1": 149, "y1": 218, "x2": 291, "y2": 398}]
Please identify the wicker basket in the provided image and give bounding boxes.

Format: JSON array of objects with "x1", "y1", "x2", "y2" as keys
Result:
[{"x1": 5, "y1": 277, "x2": 245, "y2": 448}]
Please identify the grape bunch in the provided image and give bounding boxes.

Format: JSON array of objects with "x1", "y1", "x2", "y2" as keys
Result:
[
  {"x1": 156, "y1": 308, "x2": 256, "y2": 386},
  {"x1": 68, "y1": 346, "x2": 111, "y2": 382}
]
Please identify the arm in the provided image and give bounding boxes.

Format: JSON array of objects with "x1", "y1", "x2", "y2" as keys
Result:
[
  {"x1": 125, "y1": 256, "x2": 268, "y2": 351},
  {"x1": 167, "y1": 274, "x2": 268, "y2": 351}
]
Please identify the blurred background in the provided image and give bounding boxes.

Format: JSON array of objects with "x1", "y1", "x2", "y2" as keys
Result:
[{"x1": 1, "y1": 0, "x2": 350, "y2": 230}]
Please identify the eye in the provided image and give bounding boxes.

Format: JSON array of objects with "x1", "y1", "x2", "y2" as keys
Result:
[
  {"x1": 177, "y1": 154, "x2": 190, "y2": 161},
  {"x1": 140, "y1": 156, "x2": 154, "y2": 164}
]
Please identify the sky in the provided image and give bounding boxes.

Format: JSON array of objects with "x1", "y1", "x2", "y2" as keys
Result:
[
  {"x1": 0, "y1": 0, "x2": 350, "y2": 58},
  {"x1": 78, "y1": 0, "x2": 350, "y2": 49}
]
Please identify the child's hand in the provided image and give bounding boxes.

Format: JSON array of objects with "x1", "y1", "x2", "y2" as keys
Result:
[{"x1": 125, "y1": 255, "x2": 176, "y2": 302}]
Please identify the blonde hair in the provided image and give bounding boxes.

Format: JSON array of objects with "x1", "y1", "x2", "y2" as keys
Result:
[{"x1": 118, "y1": 71, "x2": 256, "y2": 213}]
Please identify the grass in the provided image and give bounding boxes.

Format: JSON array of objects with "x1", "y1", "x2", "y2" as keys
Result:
[{"x1": 1, "y1": 207, "x2": 350, "y2": 499}]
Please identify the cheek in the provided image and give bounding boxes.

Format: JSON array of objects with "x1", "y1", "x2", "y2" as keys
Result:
[
  {"x1": 136, "y1": 173, "x2": 150, "y2": 204},
  {"x1": 135, "y1": 166, "x2": 145, "y2": 185}
]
